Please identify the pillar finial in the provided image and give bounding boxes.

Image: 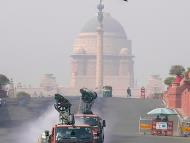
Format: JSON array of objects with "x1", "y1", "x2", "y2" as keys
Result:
[{"x1": 97, "y1": 0, "x2": 104, "y2": 24}]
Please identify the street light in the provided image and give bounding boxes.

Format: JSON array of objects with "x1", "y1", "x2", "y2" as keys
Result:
[
  {"x1": 96, "y1": 0, "x2": 104, "y2": 92},
  {"x1": 96, "y1": 0, "x2": 128, "y2": 94}
]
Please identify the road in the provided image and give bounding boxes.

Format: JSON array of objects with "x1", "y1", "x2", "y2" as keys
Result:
[
  {"x1": 95, "y1": 97, "x2": 189, "y2": 143},
  {"x1": 0, "y1": 97, "x2": 189, "y2": 143}
]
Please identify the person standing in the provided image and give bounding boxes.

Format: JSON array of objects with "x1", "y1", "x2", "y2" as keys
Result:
[{"x1": 127, "y1": 87, "x2": 131, "y2": 98}]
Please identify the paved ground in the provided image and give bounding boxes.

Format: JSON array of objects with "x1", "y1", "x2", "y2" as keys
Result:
[
  {"x1": 96, "y1": 97, "x2": 189, "y2": 143},
  {"x1": 0, "y1": 97, "x2": 189, "y2": 143}
]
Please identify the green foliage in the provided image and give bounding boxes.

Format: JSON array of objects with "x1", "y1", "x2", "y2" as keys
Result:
[
  {"x1": 0, "y1": 74, "x2": 10, "y2": 86},
  {"x1": 16, "y1": 91, "x2": 31, "y2": 106},
  {"x1": 169, "y1": 65, "x2": 185, "y2": 76},
  {"x1": 185, "y1": 67, "x2": 190, "y2": 79},
  {"x1": 164, "y1": 77, "x2": 175, "y2": 86}
]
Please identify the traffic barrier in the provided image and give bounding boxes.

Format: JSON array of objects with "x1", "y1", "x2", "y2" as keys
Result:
[
  {"x1": 139, "y1": 117, "x2": 152, "y2": 135},
  {"x1": 179, "y1": 121, "x2": 190, "y2": 136},
  {"x1": 181, "y1": 127, "x2": 190, "y2": 132},
  {"x1": 151, "y1": 121, "x2": 173, "y2": 136},
  {"x1": 139, "y1": 117, "x2": 175, "y2": 136}
]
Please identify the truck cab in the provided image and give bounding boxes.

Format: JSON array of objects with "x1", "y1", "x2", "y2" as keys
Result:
[
  {"x1": 41, "y1": 124, "x2": 95, "y2": 143},
  {"x1": 75, "y1": 114, "x2": 106, "y2": 143}
]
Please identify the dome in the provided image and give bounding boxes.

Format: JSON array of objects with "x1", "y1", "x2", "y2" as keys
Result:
[
  {"x1": 73, "y1": 13, "x2": 131, "y2": 55},
  {"x1": 81, "y1": 13, "x2": 127, "y2": 38},
  {"x1": 120, "y1": 48, "x2": 128, "y2": 56}
]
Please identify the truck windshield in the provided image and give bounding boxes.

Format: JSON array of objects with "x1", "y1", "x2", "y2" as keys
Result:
[
  {"x1": 55, "y1": 127, "x2": 92, "y2": 142},
  {"x1": 75, "y1": 116, "x2": 98, "y2": 126}
]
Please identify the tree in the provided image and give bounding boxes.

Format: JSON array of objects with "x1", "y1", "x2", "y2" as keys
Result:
[
  {"x1": 16, "y1": 91, "x2": 31, "y2": 106},
  {"x1": 164, "y1": 77, "x2": 175, "y2": 86},
  {"x1": 169, "y1": 65, "x2": 185, "y2": 76},
  {"x1": 0, "y1": 74, "x2": 10, "y2": 89},
  {"x1": 185, "y1": 67, "x2": 190, "y2": 80}
]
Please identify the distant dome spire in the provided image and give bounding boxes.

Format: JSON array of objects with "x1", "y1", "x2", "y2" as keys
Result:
[{"x1": 97, "y1": 0, "x2": 104, "y2": 24}]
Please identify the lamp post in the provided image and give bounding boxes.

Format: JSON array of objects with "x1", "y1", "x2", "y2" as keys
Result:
[
  {"x1": 95, "y1": 0, "x2": 128, "y2": 94},
  {"x1": 96, "y1": 0, "x2": 104, "y2": 93}
]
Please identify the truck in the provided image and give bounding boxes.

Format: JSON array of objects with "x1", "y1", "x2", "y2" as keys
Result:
[
  {"x1": 38, "y1": 94, "x2": 95, "y2": 143},
  {"x1": 75, "y1": 114, "x2": 106, "y2": 143},
  {"x1": 102, "y1": 86, "x2": 112, "y2": 97},
  {"x1": 76, "y1": 88, "x2": 106, "y2": 143}
]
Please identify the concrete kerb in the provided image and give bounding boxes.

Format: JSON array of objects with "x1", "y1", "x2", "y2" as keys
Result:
[
  {"x1": 173, "y1": 109, "x2": 184, "y2": 122},
  {"x1": 173, "y1": 109, "x2": 186, "y2": 137},
  {"x1": 161, "y1": 99, "x2": 167, "y2": 107}
]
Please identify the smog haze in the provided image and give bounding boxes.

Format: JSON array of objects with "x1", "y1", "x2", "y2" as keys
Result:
[{"x1": 0, "y1": 0, "x2": 189, "y2": 86}]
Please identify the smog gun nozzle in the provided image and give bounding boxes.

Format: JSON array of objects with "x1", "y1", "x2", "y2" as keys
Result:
[
  {"x1": 79, "y1": 88, "x2": 97, "y2": 114},
  {"x1": 54, "y1": 94, "x2": 74, "y2": 125}
]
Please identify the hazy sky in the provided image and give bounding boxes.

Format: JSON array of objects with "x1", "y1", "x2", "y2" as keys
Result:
[{"x1": 0, "y1": 0, "x2": 189, "y2": 87}]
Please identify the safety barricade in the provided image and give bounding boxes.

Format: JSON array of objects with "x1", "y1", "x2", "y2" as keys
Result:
[
  {"x1": 139, "y1": 117, "x2": 152, "y2": 135},
  {"x1": 151, "y1": 121, "x2": 173, "y2": 136},
  {"x1": 179, "y1": 121, "x2": 190, "y2": 137}
]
